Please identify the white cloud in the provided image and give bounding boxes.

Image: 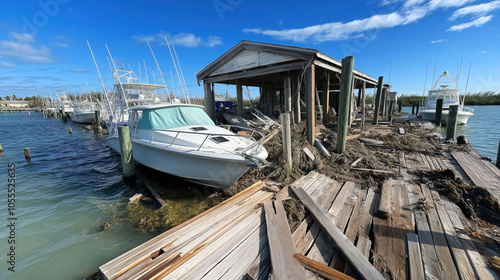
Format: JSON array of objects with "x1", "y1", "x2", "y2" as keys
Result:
[
  {"x1": 132, "y1": 32, "x2": 222, "y2": 47},
  {"x1": 449, "y1": 0, "x2": 500, "y2": 20},
  {"x1": 447, "y1": 15, "x2": 492, "y2": 31},
  {"x1": 0, "y1": 33, "x2": 56, "y2": 64},
  {"x1": 0, "y1": 61, "x2": 16, "y2": 68},
  {"x1": 430, "y1": 38, "x2": 448, "y2": 43},
  {"x1": 54, "y1": 42, "x2": 69, "y2": 48},
  {"x1": 70, "y1": 68, "x2": 90, "y2": 73},
  {"x1": 427, "y1": 0, "x2": 476, "y2": 10}
]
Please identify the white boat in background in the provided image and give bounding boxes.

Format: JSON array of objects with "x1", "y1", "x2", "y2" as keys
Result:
[
  {"x1": 418, "y1": 71, "x2": 474, "y2": 125},
  {"x1": 108, "y1": 102, "x2": 268, "y2": 189},
  {"x1": 72, "y1": 101, "x2": 98, "y2": 124}
]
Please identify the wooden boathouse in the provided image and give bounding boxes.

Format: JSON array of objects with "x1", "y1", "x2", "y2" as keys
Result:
[{"x1": 196, "y1": 40, "x2": 382, "y2": 144}]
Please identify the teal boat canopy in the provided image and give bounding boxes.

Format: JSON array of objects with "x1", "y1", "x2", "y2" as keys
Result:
[{"x1": 137, "y1": 106, "x2": 215, "y2": 130}]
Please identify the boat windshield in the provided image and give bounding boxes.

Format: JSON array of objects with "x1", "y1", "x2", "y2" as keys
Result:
[{"x1": 137, "y1": 106, "x2": 215, "y2": 130}]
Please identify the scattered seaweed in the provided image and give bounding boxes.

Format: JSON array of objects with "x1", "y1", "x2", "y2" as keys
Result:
[{"x1": 282, "y1": 198, "x2": 306, "y2": 232}]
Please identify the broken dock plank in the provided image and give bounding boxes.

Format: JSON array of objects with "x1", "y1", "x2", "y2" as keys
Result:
[
  {"x1": 290, "y1": 186, "x2": 385, "y2": 280},
  {"x1": 406, "y1": 233, "x2": 425, "y2": 280},
  {"x1": 294, "y1": 253, "x2": 355, "y2": 280},
  {"x1": 264, "y1": 200, "x2": 307, "y2": 280}
]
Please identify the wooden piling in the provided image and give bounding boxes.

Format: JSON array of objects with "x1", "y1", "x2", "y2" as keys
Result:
[
  {"x1": 322, "y1": 72, "x2": 330, "y2": 122},
  {"x1": 236, "y1": 80, "x2": 244, "y2": 117},
  {"x1": 388, "y1": 100, "x2": 394, "y2": 124},
  {"x1": 496, "y1": 138, "x2": 500, "y2": 169},
  {"x1": 435, "y1": 99, "x2": 443, "y2": 126},
  {"x1": 204, "y1": 82, "x2": 216, "y2": 121},
  {"x1": 293, "y1": 75, "x2": 301, "y2": 125},
  {"x1": 94, "y1": 110, "x2": 102, "y2": 134},
  {"x1": 306, "y1": 64, "x2": 315, "y2": 145},
  {"x1": 415, "y1": 102, "x2": 420, "y2": 115},
  {"x1": 68, "y1": 128, "x2": 73, "y2": 135},
  {"x1": 118, "y1": 126, "x2": 135, "y2": 179},
  {"x1": 0, "y1": 143, "x2": 4, "y2": 155},
  {"x1": 282, "y1": 76, "x2": 292, "y2": 169},
  {"x1": 373, "y1": 76, "x2": 383, "y2": 125},
  {"x1": 24, "y1": 148, "x2": 31, "y2": 161},
  {"x1": 446, "y1": 105, "x2": 459, "y2": 140},
  {"x1": 338, "y1": 56, "x2": 354, "y2": 154},
  {"x1": 411, "y1": 104, "x2": 415, "y2": 115},
  {"x1": 361, "y1": 81, "x2": 366, "y2": 127}
]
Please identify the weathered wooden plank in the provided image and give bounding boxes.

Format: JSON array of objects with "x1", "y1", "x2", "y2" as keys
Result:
[
  {"x1": 372, "y1": 195, "x2": 393, "y2": 277},
  {"x1": 355, "y1": 189, "x2": 377, "y2": 259},
  {"x1": 313, "y1": 178, "x2": 343, "y2": 212},
  {"x1": 306, "y1": 230, "x2": 335, "y2": 266},
  {"x1": 421, "y1": 185, "x2": 460, "y2": 280},
  {"x1": 172, "y1": 208, "x2": 265, "y2": 279},
  {"x1": 242, "y1": 242, "x2": 271, "y2": 280},
  {"x1": 399, "y1": 151, "x2": 407, "y2": 176},
  {"x1": 294, "y1": 253, "x2": 356, "y2": 280},
  {"x1": 327, "y1": 181, "x2": 356, "y2": 221},
  {"x1": 115, "y1": 190, "x2": 273, "y2": 280},
  {"x1": 264, "y1": 201, "x2": 308, "y2": 280},
  {"x1": 406, "y1": 184, "x2": 443, "y2": 280},
  {"x1": 407, "y1": 233, "x2": 425, "y2": 280},
  {"x1": 291, "y1": 186, "x2": 385, "y2": 280},
  {"x1": 392, "y1": 181, "x2": 414, "y2": 280},
  {"x1": 431, "y1": 189, "x2": 476, "y2": 280},
  {"x1": 144, "y1": 183, "x2": 168, "y2": 207},
  {"x1": 377, "y1": 179, "x2": 393, "y2": 219},
  {"x1": 344, "y1": 188, "x2": 368, "y2": 243},
  {"x1": 100, "y1": 181, "x2": 266, "y2": 279}
]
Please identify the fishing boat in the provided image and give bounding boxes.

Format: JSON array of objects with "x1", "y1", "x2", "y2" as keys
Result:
[
  {"x1": 72, "y1": 101, "x2": 98, "y2": 124},
  {"x1": 108, "y1": 101, "x2": 268, "y2": 189},
  {"x1": 418, "y1": 71, "x2": 474, "y2": 125}
]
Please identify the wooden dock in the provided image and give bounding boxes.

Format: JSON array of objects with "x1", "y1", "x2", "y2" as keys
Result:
[{"x1": 99, "y1": 128, "x2": 500, "y2": 279}]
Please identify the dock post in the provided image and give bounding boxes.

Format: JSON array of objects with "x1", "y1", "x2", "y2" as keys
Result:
[
  {"x1": 322, "y1": 72, "x2": 330, "y2": 122},
  {"x1": 94, "y1": 110, "x2": 102, "y2": 134},
  {"x1": 293, "y1": 75, "x2": 301, "y2": 125},
  {"x1": 24, "y1": 148, "x2": 31, "y2": 161},
  {"x1": 411, "y1": 104, "x2": 415, "y2": 115},
  {"x1": 388, "y1": 100, "x2": 394, "y2": 124},
  {"x1": 306, "y1": 64, "x2": 316, "y2": 145},
  {"x1": 236, "y1": 80, "x2": 244, "y2": 117},
  {"x1": 0, "y1": 143, "x2": 4, "y2": 155},
  {"x1": 118, "y1": 126, "x2": 135, "y2": 180},
  {"x1": 361, "y1": 81, "x2": 366, "y2": 127},
  {"x1": 415, "y1": 102, "x2": 420, "y2": 115},
  {"x1": 68, "y1": 128, "x2": 73, "y2": 135},
  {"x1": 338, "y1": 56, "x2": 354, "y2": 154},
  {"x1": 496, "y1": 139, "x2": 500, "y2": 169},
  {"x1": 446, "y1": 105, "x2": 459, "y2": 140},
  {"x1": 435, "y1": 99, "x2": 443, "y2": 126},
  {"x1": 61, "y1": 107, "x2": 66, "y2": 121},
  {"x1": 373, "y1": 76, "x2": 383, "y2": 125},
  {"x1": 282, "y1": 76, "x2": 293, "y2": 169}
]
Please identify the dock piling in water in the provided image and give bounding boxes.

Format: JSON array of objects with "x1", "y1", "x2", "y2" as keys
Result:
[
  {"x1": 68, "y1": 128, "x2": 73, "y2": 135},
  {"x1": 415, "y1": 102, "x2": 420, "y2": 115},
  {"x1": 338, "y1": 56, "x2": 354, "y2": 153},
  {"x1": 24, "y1": 148, "x2": 31, "y2": 161},
  {"x1": 435, "y1": 99, "x2": 443, "y2": 126},
  {"x1": 446, "y1": 105, "x2": 459, "y2": 140},
  {"x1": 94, "y1": 110, "x2": 102, "y2": 134},
  {"x1": 496, "y1": 138, "x2": 500, "y2": 169},
  {"x1": 118, "y1": 126, "x2": 135, "y2": 179},
  {"x1": 0, "y1": 143, "x2": 4, "y2": 155}
]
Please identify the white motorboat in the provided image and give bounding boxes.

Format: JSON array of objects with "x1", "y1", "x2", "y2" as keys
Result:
[
  {"x1": 418, "y1": 71, "x2": 474, "y2": 125},
  {"x1": 72, "y1": 101, "x2": 98, "y2": 124},
  {"x1": 108, "y1": 102, "x2": 268, "y2": 189}
]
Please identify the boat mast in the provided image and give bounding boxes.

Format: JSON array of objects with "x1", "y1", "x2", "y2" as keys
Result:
[
  {"x1": 164, "y1": 37, "x2": 190, "y2": 104},
  {"x1": 146, "y1": 40, "x2": 170, "y2": 102},
  {"x1": 87, "y1": 41, "x2": 114, "y2": 120},
  {"x1": 462, "y1": 63, "x2": 472, "y2": 105},
  {"x1": 421, "y1": 61, "x2": 429, "y2": 105},
  {"x1": 172, "y1": 44, "x2": 191, "y2": 104}
]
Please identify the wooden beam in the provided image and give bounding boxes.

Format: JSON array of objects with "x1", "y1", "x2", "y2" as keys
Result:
[
  {"x1": 203, "y1": 81, "x2": 216, "y2": 121},
  {"x1": 407, "y1": 233, "x2": 425, "y2": 280},
  {"x1": 290, "y1": 186, "x2": 385, "y2": 280},
  {"x1": 376, "y1": 179, "x2": 393, "y2": 219},
  {"x1": 293, "y1": 74, "x2": 301, "y2": 124},
  {"x1": 264, "y1": 201, "x2": 308, "y2": 280},
  {"x1": 337, "y1": 56, "x2": 354, "y2": 154},
  {"x1": 294, "y1": 253, "x2": 355, "y2": 280},
  {"x1": 144, "y1": 183, "x2": 168, "y2": 208},
  {"x1": 361, "y1": 81, "x2": 366, "y2": 127},
  {"x1": 306, "y1": 64, "x2": 316, "y2": 145},
  {"x1": 322, "y1": 71, "x2": 330, "y2": 122},
  {"x1": 236, "y1": 80, "x2": 244, "y2": 117},
  {"x1": 373, "y1": 76, "x2": 383, "y2": 125}
]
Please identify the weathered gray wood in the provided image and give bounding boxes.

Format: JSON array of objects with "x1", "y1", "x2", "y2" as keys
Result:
[
  {"x1": 293, "y1": 75, "x2": 301, "y2": 124},
  {"x1": 294, "y1": 253, "x2": 356, "y2": 280},
  {"x1": 144, "y1": 183, "x2": 167, "y2": 207},
  {"x1": 306, "y1": 64, "x2": 316, "y2": 145},
  {"x1": 236, "y1": 80, "x2": 244, "y2": 117},
  {"x1": 24, "y1": 147, "x2": 31, "y2": 161},
  {"x1": 264, "y1": 201, "x2": 308, "y2": 280},
  {"x1": 302, "y1": 147, "x2": 315, "y2": 161},
  {"x1": 281, "y1": 112, "x2": 292, "y2": 169},
  {"x1": 407, "y1": 233, "x2": 425, "y2": 280},
  {"x1": 290, "y1": 186, "x2": 385, "y2": 280},
  {"x1": 361, "y1": 81, "x2": 366, "y2": 127},
  {"x1": 435, "y1": 99, "x2": 443, "y2": 126},
  {"x1": 391, "y1": 182, "x2": 414, "y2": 280},
  {"x1": 118, "y1": 126, "x2": 135, "y2": 178},
  {"x1": 373, "y1": 76, "x2": 384, "y2": 125},
  {"x1": 322, "y1": 72, "x2": 331, "y2": 122},
  {"x1": 446, "y1": 105, "x2": 459, "y2": 140},
  {"x1": 356, "y1": 188, "x2": 376, "y2": 258},
  {"x1": 337, "y1": 56, "x2": 354, "y2": 154},
  {"x1": 388, "y1": 100, "x2": 394, "y2": 123},
  {"x1": 377, "y1": 179, "x2": 393, "y2": 219},
  {"x1": 203, "y1": 82, "x2": 215, "y2": 121}
]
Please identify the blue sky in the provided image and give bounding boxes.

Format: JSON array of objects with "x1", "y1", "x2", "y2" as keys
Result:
[{"x1": 1, "y1": 0, "x2": 500, "y2": 99}]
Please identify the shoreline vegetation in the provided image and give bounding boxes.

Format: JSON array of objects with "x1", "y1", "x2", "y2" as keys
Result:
[{"x1": 397, "y1": 91, "x2": 500, "y2": 106}]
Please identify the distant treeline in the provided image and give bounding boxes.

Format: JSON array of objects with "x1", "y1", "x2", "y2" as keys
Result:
[{"x1": 398, "y1": 91, "x2": 500, "y2": 106}]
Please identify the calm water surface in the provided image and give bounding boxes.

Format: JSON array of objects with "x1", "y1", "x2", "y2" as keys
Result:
[{"x1": 0, "y1": 112, "x2": 208, "y2": 280}]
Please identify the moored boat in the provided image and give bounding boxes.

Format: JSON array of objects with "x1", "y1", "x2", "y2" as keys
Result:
[{"x1": 418, "y1": 71, "x2": 474, "y2": 125}]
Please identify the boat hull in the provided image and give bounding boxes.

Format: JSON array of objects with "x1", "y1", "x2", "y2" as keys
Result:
[
  {"x1": 108, "y1": 136, "x2": 255, "y2": 189},
  {"x1": 72, "y1": 112, "x2": 96, "y2": 124},
  {"x1": 419, "y1": 110, "x2": 473, "y2": 125}
]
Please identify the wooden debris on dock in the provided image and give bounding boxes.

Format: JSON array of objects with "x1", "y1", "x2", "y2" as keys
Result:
[
  {"x1": 302, "y1": 147, "x2": 315, "y2": 161},
  {"x1": 293, "y1": 253, "x2": 355, "y2": 280},
  {"x1": 376, "y1": 179, "x2": 393, "y2": 219},
  {"x1": 406, "y1": 233, "x2": 425, "y2": 280},
  {"x1": 264, "y1": 201, "x2": 307, "y2": 280}
]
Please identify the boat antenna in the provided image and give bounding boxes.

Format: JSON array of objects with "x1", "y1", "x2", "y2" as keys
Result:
[
  {"x1": 143, "y1": 60, "x2": 149, "y2": 84},
  {"x1": 457, "y1": 57, "x2": 463, "y2": 87},
  {"x1": 146, "y1": 40, "x2": 170, "y2": 102},
  {"x1": 421, "y1": 61, "x2": 429, "y2": 105},
  {"x1": 463, "y1": 63, "x2": 472, "y2": 104},
  {"x1": 138, "y1": 61, "x2": 142, "y2": 83},
  {"x1": 87, "y1": 41, "x2": 114, "y2": 120},
  {"x1": 106, "y1": 44, "x2": 129, "y2": 113},
  {"x1": 170, "y1": 70, "x2": 176, "y2": 99},
  {"x1": 432, "y1": 60, "x2": 437, "y2": 84},
  {"x1": 164, "y1": 37, "x2": 190, "y2": 103},
  {"x1": 387, "y1": 60, "x2": 392, "y2": 85},
  {"x1": 172, "y1": 44, "x2": 191, "y2": 104}
]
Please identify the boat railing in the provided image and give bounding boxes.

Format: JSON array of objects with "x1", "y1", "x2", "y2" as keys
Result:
[
  {"x1": 146, "y1": 125, "x2": 266, "y2": 156},
  {"x1": 461, "y1": 106, "x2": 474, "y2": 113}
]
